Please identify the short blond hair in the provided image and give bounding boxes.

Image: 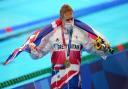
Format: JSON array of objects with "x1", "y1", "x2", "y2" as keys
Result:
[{"x1": 60, "y1": 4, "x2": 73, "y2": 18}]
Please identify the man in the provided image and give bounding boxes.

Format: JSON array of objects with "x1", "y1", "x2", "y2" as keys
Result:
[{"x1": 29, "y1": 4, "x2": 109, "y2": 89}]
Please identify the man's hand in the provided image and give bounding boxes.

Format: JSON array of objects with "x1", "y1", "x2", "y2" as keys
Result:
[
  {"x1": 29, "y1": 43, "x2": 37, "y2": 51},
  {"x1": 94, "y1": 37, "x2": 114, "y2": 54},
  {"x1": 104, "y1": 41, "x2": 110, "y2": 48}
]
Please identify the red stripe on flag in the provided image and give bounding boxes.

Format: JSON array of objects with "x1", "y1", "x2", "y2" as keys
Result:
[
  {"x1": 55, "y1": 19, "x2": 62, "y2": 26},
  {"x1": 29, "y1": 30, "x2": 40, "y2": 43},
  {"x1": 51, "y1": 71, "x2": 77, "y2": 89},
  {"x1": 117, "y1": 44, "x2": 124, "y2": 52},
  {"x1": 88, "y1": 33, "x2": 97, "y2": 40}
]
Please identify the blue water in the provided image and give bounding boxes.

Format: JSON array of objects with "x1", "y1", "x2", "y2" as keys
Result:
[
  {"x1": 0, "y1": 0, "x2": 107, "y2": 29},
  {"x1": 0, "y1": 0, "x2": 128, "y2": 88},
  {"x1": 79, "y1": 3, "x2": 128, "y2": 46}
]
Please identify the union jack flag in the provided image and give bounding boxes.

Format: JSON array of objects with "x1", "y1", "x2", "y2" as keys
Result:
[
  {"x1": 4, "y1": 19, "x2": 107, "y2": 65},
  {"x1": 4, "y1": 19, "x2": 62, "y2": 65}
]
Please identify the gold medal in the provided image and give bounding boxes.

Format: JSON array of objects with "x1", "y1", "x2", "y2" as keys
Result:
[{"x1": 64, "y1": 59, "x2": 70, "y2": 68}]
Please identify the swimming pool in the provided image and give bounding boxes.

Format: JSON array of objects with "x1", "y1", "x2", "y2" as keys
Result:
[{"x1": 0, "y1": 0, "x2": 128, "y2": 88}]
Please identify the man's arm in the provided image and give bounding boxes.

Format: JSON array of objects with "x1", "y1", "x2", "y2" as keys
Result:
[
  {"x1": 30, "y1": 43, "x2": 51, "y2": 59},
  {"x1": 74, "y1": 19, "x2": 110, "y2": 49},
  {"x1": 29, "y1": 32, "x2": 52, "y2": 59},
  {"x1": 81, "y1": 31, "x2": 108, "y2": 60}
]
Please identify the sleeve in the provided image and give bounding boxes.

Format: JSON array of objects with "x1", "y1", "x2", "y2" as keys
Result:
[
  {"x1": 81, "y1": 31, "x2": 108, "y2": 60},
  {"x1": 30, "y1": 32, "x2": 52, "y2": 59}
]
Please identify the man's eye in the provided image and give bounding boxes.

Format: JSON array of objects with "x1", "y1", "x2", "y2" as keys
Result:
[{"x1": 66, "y1": 17, "x2": 73, "y2": 21}]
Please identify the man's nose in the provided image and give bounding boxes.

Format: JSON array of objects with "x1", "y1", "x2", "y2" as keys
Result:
[{"x1": 68, "y1": 20, "x2": 72, "y2": 23}]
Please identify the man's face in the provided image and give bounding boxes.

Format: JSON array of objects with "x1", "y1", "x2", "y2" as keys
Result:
[
  {"x1": 62, "y1": 11, "x2": 74, "y2": 32},
  {"x1": 63, "y1": 11, "x2": 74, "y2": 25}
]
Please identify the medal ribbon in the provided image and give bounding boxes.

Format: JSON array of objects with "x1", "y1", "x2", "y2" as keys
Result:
[{"x1": 61, "y1": 28, "x2": 73, "y2": 59}]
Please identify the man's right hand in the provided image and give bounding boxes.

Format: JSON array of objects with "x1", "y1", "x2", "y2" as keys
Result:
[{"x1": 29, "y1": 43, "x2": 36, "y2": 51}]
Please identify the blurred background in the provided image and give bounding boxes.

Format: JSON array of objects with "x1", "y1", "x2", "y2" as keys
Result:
[{"x1": 0, "y1": 0, "x2": 128, "y2": 89}]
